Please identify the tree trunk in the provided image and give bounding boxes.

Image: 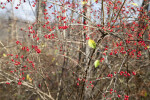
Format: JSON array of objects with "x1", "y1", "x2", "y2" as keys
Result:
[{"x1": 82, "y1": 0, "x2": 92, "y2": 99}]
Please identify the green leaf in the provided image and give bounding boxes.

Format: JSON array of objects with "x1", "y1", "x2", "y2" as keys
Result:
[
  {"x1": 88, "y1": 39, "x2": 96, "y2": 49},
  {"x1": 145, "y1": 92, "x2": 147, "y2": 97},
  {"x1": 94, "y1": 60, "x2": 100, "y2": 68}
]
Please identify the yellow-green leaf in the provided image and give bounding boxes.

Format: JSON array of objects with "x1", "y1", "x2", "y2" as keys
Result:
[
  {"x1": 52, "y1": 58, "x2": 55, "y2": 62},
  {"x1": 94, "y1": 60, "x2": 100, "y2": 68},
  {"x1": 29, "y1": 78, "x2": 32, "y2": 83},
  {"x1": 36, "y1": 97, "x2": 40, "y2": 100},
  {"x1": 26, "y1": 74, "x2": 30, "y2": 80},
  {"x1": 88, "y1": 39, "x2": 96, "y2": 49},
  {"x1": 94, "y1": 0, "x2": 98, "y2": 2},
  {"x1": 82, "y1": 1, "x2": 87, "y2": 5},
  {"x1": 131, "y1": 3, "x2": 138, "y2": 6},
  {"x1": 3, "y1": 53, "x2": 7, "y2": 57}
]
